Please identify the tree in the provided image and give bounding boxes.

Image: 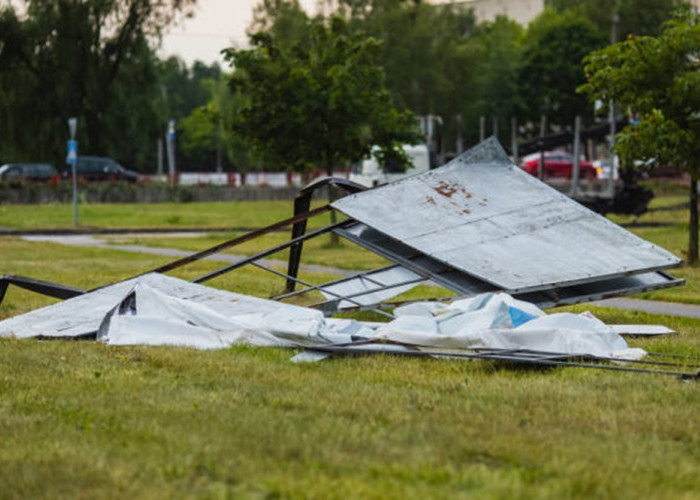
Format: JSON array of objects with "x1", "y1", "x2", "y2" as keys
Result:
[
  {"x1": 180, "y1": 75, "x2": 253, "y2": 173},
  {"x1": 463, "y1": 15, "x2": 524, "y2": 144},
  {"x1": 250, "y1": 0, "x2": 477, "y2": 154},
  {"x1": 223, "y1": 16, "x2": 421, "y2": 176},
  {"x1": 547, "y1": 0, "x2": 683, "y2": 38},
  {"x1": 340, "y1": 0, "x2": 477, "y2": 149},
  {"x1": 580, "y1": 8, "x2": 700, "y2": 262},
  {"x1": 249, "y1": 0, "x2": 312, "y2": 47},
  {"x1": 519, "y1": 8, "x2": 606, "y2": 133},
  {"x1": 0, "y1": 0, "x2": 195, "y2": 168}
]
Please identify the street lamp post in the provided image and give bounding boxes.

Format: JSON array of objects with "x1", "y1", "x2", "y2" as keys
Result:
[
  {"x1": 608, "y1": 12, "x2": 620, "y2": 197},
  {"x1": 67, "y1": 117, "x2": 79, "y2": 226}
]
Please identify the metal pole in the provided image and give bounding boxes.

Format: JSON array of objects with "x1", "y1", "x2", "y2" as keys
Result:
[
  {"x1": 510, "y1": 117, "x2": 519, "y2": 165},
  {"x1": 479, "y1": 116, "x2": 485, "y2": 142},
  {"x1": 492, "y1": 117, "x2": 499, "y2": 140},
  {"x1": 216, "y1": 119, "x2": 222, "y2": 173},
  {"x1": 456, "y1": 114, "x2": 464, "y2": 154},
  {"x1": 608, "y1": 12, "x2": 620, "y2": 197},
  {"x1": 72, "y1": 163, "x2": 78, "y2": 226},
  {"x1": 67, "y1": 117, "x2": 78, "y2": 226},
  {"x1": 167, "y1": 119, "x2": 176, "y2": 186},
  {"x1": 157, "y1": 138, "x2": 163, "y2": 177},
  {"x1": 571, "y1": 115, "x2": 582, "y2": 197},
  {"x1": 538, "y1": 115, "x2": 546, "y2": 181}
]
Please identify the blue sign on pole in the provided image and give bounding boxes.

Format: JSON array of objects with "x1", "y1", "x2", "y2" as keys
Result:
[{"x1": 67, "y1": 139, "x2": 78, "y2": 165}]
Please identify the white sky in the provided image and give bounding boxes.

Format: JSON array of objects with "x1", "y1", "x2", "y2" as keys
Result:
[{"x1": 160, "y1": 0, "x2": 319, "y2": 66}]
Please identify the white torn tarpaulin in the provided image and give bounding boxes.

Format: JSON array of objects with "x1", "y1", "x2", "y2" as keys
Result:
[
  {"x1": 0, "y1": 273, "x2": 649, "y2": 361},
  {"x1": 371, "y1": 293, "x2": 645, "y2": 360}
]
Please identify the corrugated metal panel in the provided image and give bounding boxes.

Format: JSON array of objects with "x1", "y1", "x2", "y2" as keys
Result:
[
  {"x1": 332, "y1": 138, "x2": 681, "y2": 293},
  {"x1": 334, "y1": 223, "x2": 683, "y2": 308}
]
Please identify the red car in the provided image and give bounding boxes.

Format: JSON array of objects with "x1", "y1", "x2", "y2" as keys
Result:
[{"x1": 520, "y1": 151, "x2": 597, "y2": 179}]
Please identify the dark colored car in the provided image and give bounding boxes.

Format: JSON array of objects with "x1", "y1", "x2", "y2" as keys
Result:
[
  {"x1": 520, "y1": 151, "x2": 597, "y2": 180},
  {"x1": 0, "y1": 163, "x2": 59, "y2": 182},
  {"x1": 61, "y1": 156, "x2": 138, "y2": 183}
]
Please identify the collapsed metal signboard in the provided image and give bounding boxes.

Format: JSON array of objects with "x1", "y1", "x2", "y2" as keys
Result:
[
  {"x1": 327, "y1": 138, "x2": 682, "y2": 304},
  {"x1": 0, "y1": 138, "x2": 684, "y2": 318}
]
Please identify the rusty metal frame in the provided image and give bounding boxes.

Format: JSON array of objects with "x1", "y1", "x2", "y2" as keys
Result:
[
  {"x1": 0, "y1": 274, "x2": 85, "y2": 304},
  {"x1": 285, "y1": 176, "x2": 367, "y2": 293}
]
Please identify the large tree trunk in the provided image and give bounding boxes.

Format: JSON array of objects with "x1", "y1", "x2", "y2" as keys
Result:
[{"x1": 690, "y1": 172, "x2": 698, "y2": 265}]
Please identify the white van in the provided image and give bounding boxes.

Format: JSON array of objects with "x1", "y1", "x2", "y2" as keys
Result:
[{"x1": 349, "y1": 144, "x2": 431, "y2": 187}]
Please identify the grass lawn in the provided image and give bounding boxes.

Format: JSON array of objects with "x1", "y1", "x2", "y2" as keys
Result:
[
  {"x1": 0, "y1": 201, "x2": 333, "y2": 231},
  {"x1": 2, "y1": 196, "x2": 700, "y2": 497}
]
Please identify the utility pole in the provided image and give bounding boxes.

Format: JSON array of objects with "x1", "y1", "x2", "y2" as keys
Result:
[
  {"x1": 511, "y1": 117, "x2": 519, "y2": 166},
  {"x1": 66, "y1": 118, "x2": 79, "y2": 226},
  {"x1": 456, "y1": 114, "x2": 464, "y2": 154},
  {"x1": 166, "y1": 119, "x2": 176, "y2": 186},
  {"x1": 538, "y1": 115, "x2": 547, "y2": 181},
  {"x1": 608, "y1": 11, "x2": 620, "y2": 197},
  {"x1": 571, "y1": 115, "x2": 582, "y2": 198}
]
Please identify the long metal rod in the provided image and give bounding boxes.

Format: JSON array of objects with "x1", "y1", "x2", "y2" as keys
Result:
[
  {"x1": 305, "y1": 345, "x2": 699, "y2": 379},
  {"x1": 0, "y1": 274, "x2": 86, "y2": 305},
  {"x1": 250, "y1": 262, "x2": 395, "y2": 319},
  {"x1": 647, "y1": 351, "x2": 700, "y2": 361},
  {"x1": 145, "y1": 204, "x2": 333, "y2": 275},
  {"x1": 468, "y1": 347, "x2": 700, "y2": 370},
  {"x1": 308, "y1": 276, "x2": 429, "y2": 308},
  {"x1": 193, "y1": 219, "x2": 352, "y2": 284},
  {"x1": 273, "y1": 264, "x2": 404, "y2": 300}
]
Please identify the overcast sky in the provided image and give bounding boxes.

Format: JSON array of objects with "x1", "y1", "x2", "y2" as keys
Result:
[{"x1": 160, "y1": 0, "x2": 318, "y2": 66}]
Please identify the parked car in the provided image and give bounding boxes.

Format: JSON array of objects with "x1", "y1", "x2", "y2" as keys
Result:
[
  {"x1": 0, "y1": 163, "x2": 59, "y2": 182},
  {"x1": 61, "y1": 156, "x2": 138, "y2": 183},
  {"x1": 520, "y1": 151, "x2": 597, "y2": 180}
]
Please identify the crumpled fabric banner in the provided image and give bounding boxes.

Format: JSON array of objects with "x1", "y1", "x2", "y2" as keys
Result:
[{"x1": 0, "y1": 273, "x2": 644, "y2": 360}]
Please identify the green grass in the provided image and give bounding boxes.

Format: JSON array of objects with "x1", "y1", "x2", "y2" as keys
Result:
[
  {"x1": 3, "y1": 198, "x2": 700, "y2": 497},
  {"x1": 2, "y1": 332, "x2": 700, "y2": 498},
  {"x1": 102, "y1": 231, "x2": 391, "y2": 272},
  {"x1": 0, "y1": 201, "x2": 332, "y2": 230},
  {"x1": 3, "y1": 328, "x2": 700, "y2": 498}
]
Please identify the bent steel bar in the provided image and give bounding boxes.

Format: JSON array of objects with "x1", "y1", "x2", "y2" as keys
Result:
[
  {"x1": 285, "y1": 177, "x2": 367, "y2": 293},
  {"x1": 193, "y1": 219, "x2": 352, "y2": 284},
  {"x1": 138, "y1": 204, "x2": 333, "y2": 277},
  {"x1": 250, "y1": 261, "x2": 395, "y2": 319},
  {"x1": 303, "y1": 344, "x2": 700, "y2": 380},
  {"x1": 0, "y1": 274, "x2": 85, "y2": 305}
]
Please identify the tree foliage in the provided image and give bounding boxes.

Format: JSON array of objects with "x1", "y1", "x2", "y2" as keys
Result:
[
  {"x1": 223, "y1": 16, "x2": 421, "y2": 175},
  {"x1": 547, "y1": 0, "x2": 684, "y2": 37},
  {"x1": 580, "y1": 8, "x2": 700, "y2": 262},
  {"x1": 0, "y1": 0, "x2": 195, "y2": 169},
  {"x1": 249, "y1": 0, "x2": 312, "y2": 46},
  {"x1": 519, "y1": 8, "x2": 605, "y2": 131},
  {"x1": 180, "y1": 75, "x2": 253, "y2": 172},
  {"x1": 250, "y1": 0, "x2": 479, "y2": 153},
  {"x1": 463, "y1": 16, "x2": 523, "y2": 141}
]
